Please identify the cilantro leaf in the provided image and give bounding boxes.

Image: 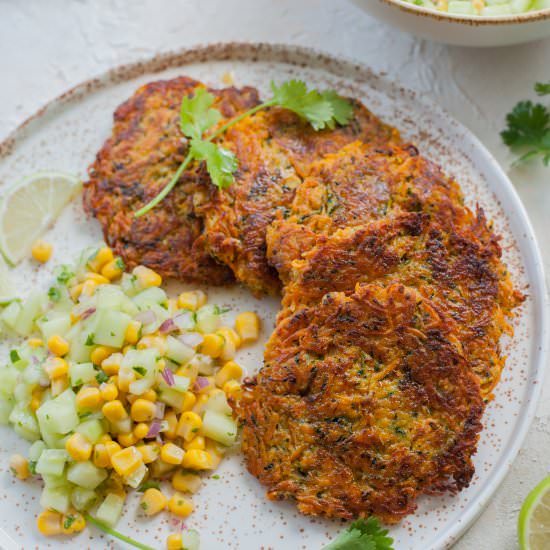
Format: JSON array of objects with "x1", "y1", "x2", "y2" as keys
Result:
[
  {"x1": 95, "y1": 370, "x2": 109, "y2": 384},
  {"x1": 9, "y1": 349, "x2": 20, "y2": 363},
  {"x1": 133, "y1": 366, "x2": 147, "y2": 377},
  {"x1": 322, "y1": 90, "x2": 355, "y2": 128},
  {"x1": 535, "y1": 81, "x2": 550, "y2": 96},
  {"x1": 180, "y1": 88, "x2": 222, "y2": 141},
  {"x1": 501, "y1": 100, "x2": 550, "y2": 165},
  {"x1": 190, "y1": 139, "x2": 238, "y2": 188},
  {"x1": 322, "y1": 518, "x2": 394, "y2": 550},
  {"x1": 137, "y1": 480, "x2": 160, "y2": 492},
  {"x1": 48, "y1": 286, "x2": 61, "y2": 302}
]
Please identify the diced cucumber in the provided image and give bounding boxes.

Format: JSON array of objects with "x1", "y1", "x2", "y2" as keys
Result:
[
  {"x1": 173, "y1": 310, "x2": 195, "y2": 331},
  {"x1": 28, "y1": 440, "x2": 47, "y2": 462},
  {"x1": 67, "y1": 327, "x2": 92, "y2": 363},
  {"x1": 96, "y1": 493, "x2": 125, "y2": 527},
  {"x1": 37, "y1": 313, "x2": 71, "y2": 341},
  {"x1": 95, "y1": 285, "x2": 125, "y2": 309},
  {"x1": 195, "y1": 304, "x2": 220, "y2": 334},
  {"x1": 75, "y1": 418, "x2": 105, "y2": 444},
  {"x1": 92, "y1": 309, "x2": 131, "y2": 348},
  {"x1": 1, "y1": 300, "x2": 21, "y2": 329},
  {"x1": 9, "y1": 405, "x2": 40, "y2": 441},
  {"x1": 13, "y1": 382, "x2": 32, "y2": 405},
  {"x1": 14, "y1": 291, "x2": 46, "y2": 336},
  {"x1": 121, "y1": 273, "x2": 139, "y2": 297},
  {"x1": 40, "y1": 485, "x2": 72, "y2": 514},
  {"x1": 121, "y1": 348, "x2": 159, "y2": 378},
  {"x1": 23, "y1": 362, "x2": 47, "y2": 386},
  {"x1": 159, "y1": 373, "x2": 190, "y2": 394},
  {"x1": 201, "y1": 410, "x2": 238, "y2": 446},
  {"x1": 181, "y1": 529, "x2": 201, "y2": 550},
  {"x1": 205, "y1": 391, "x2": 232, "y2": 416},
  {"x1": 166, "y1": 336, "x2": 194, "y2": 365},
  {"x1": 109, "y1": 416, "x2": 132, "y2": 434},
  {"x1": 41, "y1": 429, "x2": 70, "y2": 450},
  {"x1": 0, "y1": 365, "x2": 18, "y2": 398},
  {"x1": 158, "y1": 387, "x2": 186, "y2": 410},
  {"x1": 71, "y1": 487, "x2": 97, "y2": 511},
  {"x1": 36, "y1": 449, "x2": 69, "y2": 476},
  {"x1": 67, "y1": 461, "x2": 108, "y2": 489},
  {"x1": 37, "y1": 389, "x2": 79, "y2": 435},
  {"x1": 42, "y1": 473, "x2": 70, "y2": 489},
  {"x1": 0, "y1": 394, "x2": 14, "y2": 424},
  {"x1": 132, "y1": 287, "x2": 167, "y2": 310},
  {"x1": 124, "y1": 462, "x2": 147, "y2": 488},
  {"x1": 128, "y1": 377, "x2": 154, "y2": 396},
  {"x1": 448, "y1": 0, "x2": 476, "y2": 13},
  {"x1": 69, "y1": 362, "x2": 97, "y2": 387},
  {"x1": 194, "y1": 354, "x2": 214, "y2": 375}
]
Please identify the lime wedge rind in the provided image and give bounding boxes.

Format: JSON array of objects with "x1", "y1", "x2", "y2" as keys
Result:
[{"x1": 519, "y1": 475, "x2": 550, "y2": 550}]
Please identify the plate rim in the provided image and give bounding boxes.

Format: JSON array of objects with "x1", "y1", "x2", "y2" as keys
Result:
[{"x1": 0, "y1": 42, "x2": 548, "y2": 549}]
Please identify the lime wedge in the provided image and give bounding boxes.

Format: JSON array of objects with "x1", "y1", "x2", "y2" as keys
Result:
[
  {"x1": 0, "y1": 171, "x2": 81, "y2": 265},
  {"x1": 519, "y1": 475, "x2": 550, "y2": 550},
  {"x1": 0, "y1": 254, "x2": 15, "y2": 303}
]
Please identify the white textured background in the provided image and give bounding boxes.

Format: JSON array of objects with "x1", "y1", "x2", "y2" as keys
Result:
[{"x1": 1, "y1": 1, "x2": 550, "y2": 548}]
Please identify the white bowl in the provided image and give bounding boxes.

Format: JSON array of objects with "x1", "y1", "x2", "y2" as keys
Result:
[{"x1": 354, "y1": 0, "x2": 550, "y2": 46}]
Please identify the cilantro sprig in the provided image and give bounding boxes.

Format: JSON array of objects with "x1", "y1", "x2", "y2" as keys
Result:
[
  {"x1": 323, "y1": 518, "x2": 394, "y2": 550},
  {"x1": 501, "y1": 81, "x2": 550, "y2": 166},
  {"x1": 135, "y1": 80, "x2": 353, "y2": 217}
]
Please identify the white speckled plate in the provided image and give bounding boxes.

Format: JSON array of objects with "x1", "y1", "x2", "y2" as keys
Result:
[{"x1": 0, "y1": 43, "x2": 547, "y2": 550}]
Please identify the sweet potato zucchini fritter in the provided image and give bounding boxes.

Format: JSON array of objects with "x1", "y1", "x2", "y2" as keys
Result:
[
  {"x1": 83, "y1": 77, "x2": 259, "y2": 284},
  {"x1": 197, "y1": 103, "x2": 398, "y2": 295},
  {"x1": 235, "y1": 283, "x2": 484, "y2": 522}
]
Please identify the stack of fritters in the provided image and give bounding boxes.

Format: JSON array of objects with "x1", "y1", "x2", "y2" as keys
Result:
[{"x1": 84, "y1": 77, "x2": 523, "y2": 523}]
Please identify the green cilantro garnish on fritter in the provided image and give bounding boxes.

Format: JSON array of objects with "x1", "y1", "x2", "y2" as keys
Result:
[
  {"x1": 135, "y1": 80, "x2": 353, "y2": 216},
  {"x1": 322, "y1": 518, "x2": 394, "y2": 550},
  {"x1": 502, "y1": 81, "x2": 550, "y2": 166}
]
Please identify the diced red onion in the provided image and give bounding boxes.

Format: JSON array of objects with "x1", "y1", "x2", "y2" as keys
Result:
[
  {"x1": 194, "y1": 376, "x2": 209, "y2": 391},
  {"x1": 159, "y1": 318, "x2": 177, "y2": 334},
  {"x1": 146, "y1": 420, "x2": 162, "y2": 438},
  {"x1": 161, "y1": 368, "x2": 175, "y2": 387},
  {"x1": 81, "y1": 307, "x2": 96, "y2": 320},
  {"x1": 154, "y1": 401, "x2": 165, "y2": 419},
  {"x1": 31, "y1": 355, "x2": 39, "y2": 365},
  {"x1": 177, "y1": 332, "x2": 203, "y2": 349},
  {"x1": 135, "y1": 310, "x2": 156, "y2": 325}
]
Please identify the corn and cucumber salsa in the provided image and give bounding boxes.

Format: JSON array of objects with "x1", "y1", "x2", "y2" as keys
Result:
[
  {"x1": 405, "y1": 0, "x2": 550, "y2": 15},
  {"x1": 0, "y1": 245, "x2": 260, "y2": 549}
]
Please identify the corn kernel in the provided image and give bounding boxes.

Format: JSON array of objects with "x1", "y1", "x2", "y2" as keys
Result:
[
  {"x1": 137, "y1": 335, "x2": 166, "y2": 354},
  {"x1": 223, "y1": 379, "x2": 242, "y2": 400},
  {"x1": 205, "y1": 440, "x2": 224, "y2": 469},
  {"x1": 131, "y1": 399, "x2": 156, "y2": 422},
  {"x1": 176, "y1": 411, "x2": 202, "y2": 442},
  {"x1": 177, "y1": 290, "x2": 207, "y2": 311},
  {"x1": 103, "y1": 477, "x2": 126, "y2": 499},
  {"x1": 161, "y1": 443, "x2": 185, "y2": 465},
  {"x1": 31, "y1": 240, "x2": 53, "y2": 263},
  {"x1": 99, "y1": 382, "x2": 118, "y2": 401},
  {"x1": 133, "y1": 422, "x2": 149, "y2": 440},
  {"x1": 125, "y1": 320, "x2": 142, "y2": 345},
  {"x1": 30, "y1": 388, "x2": 43, "y2": 412},
  {"x1": 167, "y1": 533, "x2": 183, "y2": 550},
  {"x1": 80, "y1": 279, "x2": 97, "y2": 298},
  {"x1": 84, "y1": 272, "x2": 110, "y2": 285},
  {"x1": 105, "y1": 441, "x2": 122, "y2": 458},
  {"x1": 37, "y1": 509, "x2": 63, "y2": 536},
  {"x1": 51, "y1": 376, "x2": 69, "y2": 397},
  {"x1": 141, "y1": 389, "x2": 157, "y2": 402},
  {"x1": 163, "y1": 410, "x2": 178, "y2": 439},
  {"x1": 180, "y1": 391, "x2": 197, "y2": 412},
  {"x1": 200, "y1": 333, "x2": 224, "y2": 358},
  {"x1": 93, "y1": 443, "x2": 111, "y2": 468},
  {"x1": 133, "y1": 265, "x2": 162, "y2": 289},
  {"x1": 192, "y1": 394, "x2": 210, "y2": 416},
  {"x1": 27, "y1": 338, "x2": 44, "y2": 348},
  {"x1": 61, "y1": 512, "x2": 86, "y2": 534},
  {"x1": 91, "y1": 346, "x2": 116, "y2": 365},
  {"x1": 9, "y1": 454, "x2": 30, "y2": 480},
  {"x1": 172, "y1": 470, "x2": 202, "y2": 493},
  {"x1": 66, "y1": 432, "x2": 93, "y2": 461},
  {"x1": 117, "y1": 369, "x2": 135, "y2": 392},
  {"x1": 76, "y1": 387, "x2": 103, "y2": 411},
  {"x1": 181, "y1": 449, "x2": 213, "y2": 470},
  {"x1": 168, "y1": 493, "x2": 194, "y2": 518},
  {"x1": 215, "y1": 361, "x2": 243, "y2": 388},
  {"x1": 47, "y1": 335, "x2": 70, "y2": 357},
  {"x1": 88, "y1": 247, "x2": 114, "y2": 272},
  {"x1": 118, "y1": 432, "x2": 138, "y2": 448},
  {"x1": 43, "y1": 357, "x2": 69, "y2": 379},
  {"x1": 102, "y1": 400, "x2": 128, "y2": 421},
  {"x1": 69, "y1": 283, "x2": 84, "y2": 301},
  {"x1": 140, "y1": 488, "x2": 167, "y2": 516},
  {"x1": 101, "y1": 257, "x2": 125, "y2": 280},
  {"x1": 217, "y1": 327, "x2": 241, "y2": 348},
  {"x1": 234, "y1": 312, "x2": 260, "y2": 344},
  {"x1": 110, "y1": 446, "x2": 143, "y2": 477},
  {"x1": 183, "y1": 435, "x2": 206, "y2": 451},
  {"x1": 102, "y1": 353, "x2": 123, "y2": 375},
  {"x1": 136, "y1": 443, "x2": 160, "y2": 464}
]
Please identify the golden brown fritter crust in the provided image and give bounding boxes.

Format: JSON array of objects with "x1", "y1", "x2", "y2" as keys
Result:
[
  {"x1": 83, "y1": 77, "x2": 260, "y2": 284},
  {"x1": 235, "y1": 283, "x2": 484, "y2": 522},
  {"x1": 197, "y1": 102, "x2": 399, "y2": 295}
]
